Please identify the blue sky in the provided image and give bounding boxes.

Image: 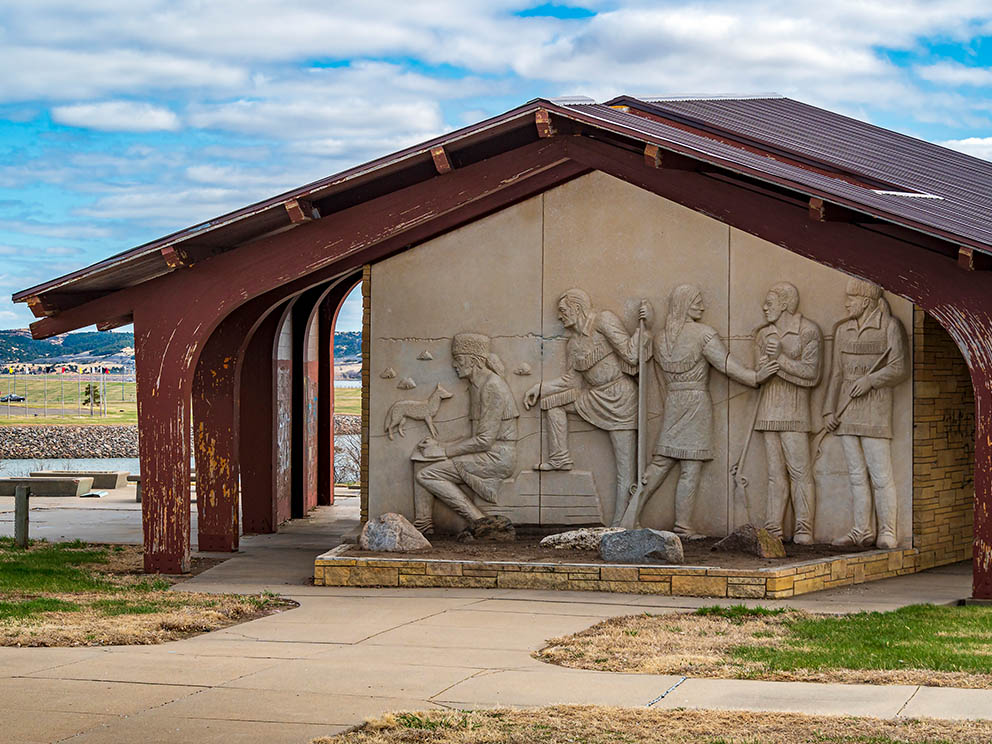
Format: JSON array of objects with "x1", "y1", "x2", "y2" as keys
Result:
[{"x1": 1, "y1": 1, "x2": 991, "y2": 333}]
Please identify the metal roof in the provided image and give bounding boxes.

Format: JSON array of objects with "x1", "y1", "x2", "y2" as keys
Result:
[{"x1": 14, "y1": 94, "x2": 992, "y2": 308}]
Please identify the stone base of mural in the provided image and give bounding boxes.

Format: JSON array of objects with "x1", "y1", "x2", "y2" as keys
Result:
[{"x1": 315, "y1": 544, "x2": 919, "y2": 598}]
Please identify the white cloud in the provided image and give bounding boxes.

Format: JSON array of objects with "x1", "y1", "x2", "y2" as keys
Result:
[
  {"x1": 917, "y1": 61, "x2": 992, "y2": 87},
  {"x1": 52, "y1": 101, "x2": 181, "y2": 132},
  {"x1": 0, "y1": 46, "x2": 247, "y2": 101},
  {"x1": 939, "y1": 136, "x2": 992, "y2": 160},
  {"x1": 0, "y1": 220, "x2": 113, "y2": 239}
]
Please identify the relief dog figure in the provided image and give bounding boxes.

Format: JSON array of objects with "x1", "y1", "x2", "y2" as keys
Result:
[{"x1": 384, "y1": 383, "x2": 453, "y2": 440}]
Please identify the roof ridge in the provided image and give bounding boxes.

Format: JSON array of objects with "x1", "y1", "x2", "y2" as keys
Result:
[{"x1": 637, "y1": 93, "x2": 786, "y2": 102}]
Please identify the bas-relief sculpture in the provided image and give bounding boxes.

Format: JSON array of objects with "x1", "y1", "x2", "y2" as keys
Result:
[
  {"x1": 620, "y1": 285, "x2": 775, "y2": 536},
  {"x1": 411, "y1": 333, "x2": 519, "y2": 535},
  {"x1": 752, "y1": 282, "x2": 823, "y2": 544},
  {"x1": 822, "y1": 279, "x2": 909, "y2": 550},
  {"x1": 524, "y1": 288, "x2": 644, "y2": 526},
  {"x1": 367, "y1": 180, "x2": 913, "y2": 550},
  {"x1": 384, "y1": 383, "x2": 453, "y2": 440},
  {"x1": 377, "y1": 278, "x2": 911, "y2": 551}
]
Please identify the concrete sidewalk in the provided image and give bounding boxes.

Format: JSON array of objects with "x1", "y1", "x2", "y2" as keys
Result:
[
  {"x1": 1, "y1": 556, "x2": 986, "y2": 743},
  {"x1": 0, "y1": 503, "x2": 986, "y2": 743}
]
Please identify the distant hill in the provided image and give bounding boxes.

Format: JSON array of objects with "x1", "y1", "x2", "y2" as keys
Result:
[
  {"x1": 0, "y1": 329, "x2": 134, "y2": 364},
  {"x1": 1, "y1": 328, "x2": 360, "y2": 364},
  {"x1": 334, "y1": 331, "x2": 362, "y2": 360}
]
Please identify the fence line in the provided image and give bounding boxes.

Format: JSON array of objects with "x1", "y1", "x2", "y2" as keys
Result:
[{"x1": 0, "y1": 372, "x2": 136, "y2": 418}]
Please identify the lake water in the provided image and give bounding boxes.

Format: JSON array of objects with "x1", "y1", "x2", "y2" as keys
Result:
[
  {"x1": 334, "y1": 380, "x2": 361, "y2": 388},
  {"x1": 0, "y1": 433, "x2": 361, "y2": 480}
]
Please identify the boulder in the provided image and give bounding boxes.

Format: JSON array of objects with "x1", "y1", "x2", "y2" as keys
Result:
[
  {"x1": 458, "y1": 515, "x2": 515, "y2": 542},
  {"x1": 540, "y1": 527, "x2": 624, "y2": 551},
  {"x1": 359, "y1": 513, "x2": 432, "y2": 552},
  {"x1": 600, "y1": 529, "x2": 683, "y2": 565},
  {"x1": 712, "y1": 523, "x2": 786, "y2": 559}
]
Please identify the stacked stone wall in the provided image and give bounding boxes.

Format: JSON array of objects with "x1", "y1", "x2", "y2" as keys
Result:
[{"x1": 912, "y1": 308, "x2": 975, "y2": 569}]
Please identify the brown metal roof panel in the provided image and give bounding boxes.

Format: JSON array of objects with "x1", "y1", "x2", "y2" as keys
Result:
[
  {"x1": 555, "y1": 102, "x2": 992, "y2": 248},
  {"x1": 631, "y1": 97, "x2": 992, "y2": 200}
]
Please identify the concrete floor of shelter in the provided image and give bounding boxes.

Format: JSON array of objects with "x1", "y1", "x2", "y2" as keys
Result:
[{"x1": 0, "y1": 495, "x2": 987, "y2": 743}]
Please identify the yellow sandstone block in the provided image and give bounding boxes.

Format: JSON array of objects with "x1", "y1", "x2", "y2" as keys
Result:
[
  {"x1": 399, "y1": 574, "x2": 496, "y2": 588},
  {"x1": 425, "y1": 562, "x2": 464, "y2": 576},
  {"x1": 728, "y1": 583, "x2": 766, "y2": 599},
  {"x1": 321, "y1": 566, "x2": 353, "y2": 585},
  {"x1": 765, "y1": 576, "x2": 795, "y2": 592},
  {"x1": 603, "y1": 581, "x2": 670, "y2": 595},
  {"x1": 792, "y1": 576, "x2": 826, "y2": 595},
  {"x1": 671, "y1": 575, "x2": 727, "y2": 597},
  {"x1": 600, "y1": 566, "x2": 639, "y2": 582},
  {"x1": 498, "y1": 572, "x2": 570, "y2": 590},
  {"x1": 348, "y1": 566, "x2": 400, "y2": 586}
]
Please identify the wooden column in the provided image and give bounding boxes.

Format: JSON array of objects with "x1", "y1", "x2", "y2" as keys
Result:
[
  {"x1": 316, "y1": 277, "x2": 361, "y2": 507},
  {"x1": 239, "y1": 301, "x2": 293, "y2": 534},
  {"x1": 134, "y1": 307, "x2": 196, "y2": 573},
  {"x1": 192, "y1": 312, "x2": 254, "y2": 552},
  {"x1": 317, "y1": 293, "x2": 335, "y2": 507}
]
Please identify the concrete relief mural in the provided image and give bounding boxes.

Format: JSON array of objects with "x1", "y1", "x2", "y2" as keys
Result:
[
  {"x1": 821, "y1": 279, "x2": 909, "y2": 549},
  {"x1": 620, "y1": 285, "x2": 774, "y2": 536},
  {"x1": 523, "y1": 288, "x2": 644, "y2": 526},
  {"x1": 412, "y1": 333, "x2": 519, "y2": 535},
  {"x1": 751, "y1": 282, "x2": 823, "y2": 544},
  {"x1": 367, "y1": 172, "x2": 915, "y2": 547}
]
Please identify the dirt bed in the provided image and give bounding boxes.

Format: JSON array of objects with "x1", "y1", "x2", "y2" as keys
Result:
[{"x1": 347, "y1": 531, "x2": 856, "y2": 569}]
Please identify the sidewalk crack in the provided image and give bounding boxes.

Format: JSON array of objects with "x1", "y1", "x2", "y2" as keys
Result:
[
  {"x1": 895, "y1": 685, "x2": 921, "y2": 717},
  {"x1": 646, "y1": 676, "x2": 688, "y2": 707},
  {"x1": 428, "y1": 668, "x2": 496, "y2": 702}
]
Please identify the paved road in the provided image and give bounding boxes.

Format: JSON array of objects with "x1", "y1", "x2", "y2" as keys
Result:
[{"x1": 0, "y1": 502, "x2": 985, "y2": 743}]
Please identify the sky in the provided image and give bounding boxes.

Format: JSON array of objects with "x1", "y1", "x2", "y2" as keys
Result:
[{"x1": 1, "y1": 1, "x2": 991, "y2": 334}]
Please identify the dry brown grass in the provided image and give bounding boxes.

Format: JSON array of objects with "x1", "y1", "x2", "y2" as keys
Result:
[
  {"x1": 311, "y1": 705, "x2": 992, "y2": 743},
  {"x1": 0, "y1": 542, "x2": 293, "y2": 647},
  {"x1": 0, "y1": 590, "x2": 290, "y2": 647},
  {"x1": 534, "y1": 612, "x2": 992, "y2": 689}
]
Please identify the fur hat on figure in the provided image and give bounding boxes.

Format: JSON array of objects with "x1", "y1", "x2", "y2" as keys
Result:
[{"x1": 451, "y1": 332, "x2": 491, "y2": 360}]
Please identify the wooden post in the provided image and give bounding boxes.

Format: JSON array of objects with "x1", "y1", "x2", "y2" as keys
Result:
[{"x1": 14, "y1": 485, "x2": 29, "y2": 548}]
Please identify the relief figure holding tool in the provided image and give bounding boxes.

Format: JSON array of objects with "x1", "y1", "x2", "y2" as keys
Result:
[
  {"x1": 821, "y1": 279, "x2": 908, "y2": 549},
  {"x1": 620, "y1": 284, "x2": 777, "y2": 536}
]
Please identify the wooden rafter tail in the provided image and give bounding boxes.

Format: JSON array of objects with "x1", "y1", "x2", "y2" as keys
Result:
[
  {"x1": 284, "y1": 198, "x2": 313, "y2": 224},
  {"x1": 643, "y1": 143, "x2": 697, "y2": 171},
  {"x1": 26, "y1": 296, "x2": 56, "y2": 318},
  {"x1": 535, "y1": 109, "x2": 556, "y2": 138},
  {"x1": 160, "y1": 245, "x2": 189, "y2": 269},
  {"x1": 809, "y1": 197, "x2": 853, "y2": 223},
  {"x1": 430, "y1": 146, "x2": 452, "y2": 174}
]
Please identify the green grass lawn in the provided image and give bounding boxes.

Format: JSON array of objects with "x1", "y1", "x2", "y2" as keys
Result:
[
  {"x1": 0, "y1": 537, "x2": 289, "y2": 646},
  {"x1": 333, "y1": 387, "x2": 361, "y2": 415},
  {"x1": 727, "y1": 604, "x2": 992, "y2": 675}
]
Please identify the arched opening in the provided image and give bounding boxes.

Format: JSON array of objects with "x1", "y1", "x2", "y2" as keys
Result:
[{"x1": 912, "y1": 309, "x2": 975, "y2": 571}]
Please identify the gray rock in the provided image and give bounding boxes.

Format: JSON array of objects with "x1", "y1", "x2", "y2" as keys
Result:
[
  {"x1": 712, "y1": 523, "x2": 786, "y2": 559},
  {"x1": 359, "y1": 512, "x2": 432, "y2": 552},
  {"x1": 458, "y1": 515, "x2": 515, "y2": 542},
  {"x1": 600, "y1": 528, "x2": 684, "y2": 564},
  {"x1": 540, "y1": 527, "x2": 624, "y2": 551}
]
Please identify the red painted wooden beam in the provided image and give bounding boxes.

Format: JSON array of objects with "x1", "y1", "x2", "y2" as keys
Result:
[{"x1": 240, "y1": 301, "x2": 292, "y2": 534}]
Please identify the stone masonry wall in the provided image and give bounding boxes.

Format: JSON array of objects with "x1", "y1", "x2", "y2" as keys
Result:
[
  {"x1": 913, "y1": 308, "x2": 975, "y2": 570},
  {"x1": 0, "y1": 425, "x2": 139, "y2": 459}
]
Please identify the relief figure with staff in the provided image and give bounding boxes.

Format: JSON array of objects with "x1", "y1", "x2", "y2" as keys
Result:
[{"x1": 620, "y1": 284, "x2": 777, "y2": 536}]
